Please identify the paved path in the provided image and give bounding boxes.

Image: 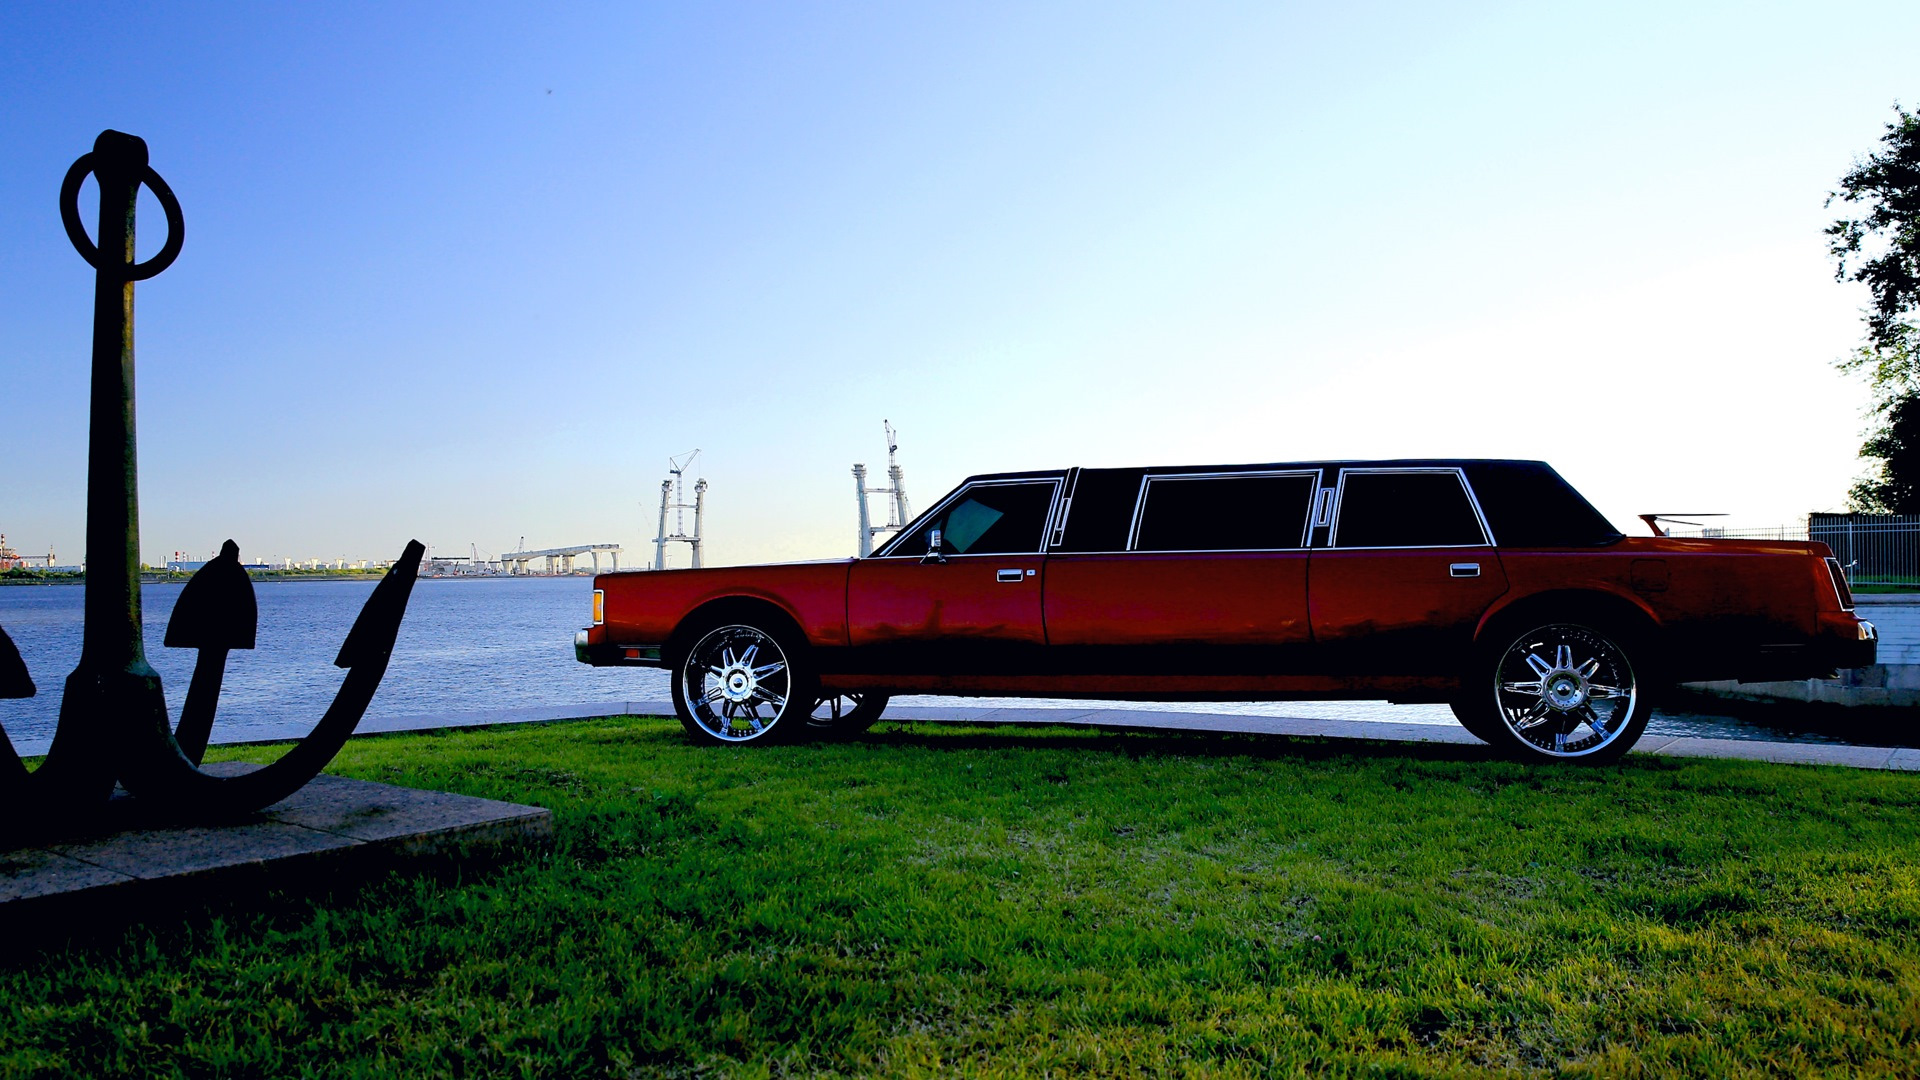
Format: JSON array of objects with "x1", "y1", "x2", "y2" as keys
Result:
[{"x1": 201, "y1": 699, "x2": 1920, "y2": 773}]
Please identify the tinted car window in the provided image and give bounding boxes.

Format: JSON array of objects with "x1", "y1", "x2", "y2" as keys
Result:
[
  {"x1": 894, "y1": 482, "x2": 1057, "y2": 556},
  {"x1": 1334, "y1": 471, "x2": 1486, "y2": 548},
  {"x1": 1134, "y1": 473, "x2": 1317, "y2": 551},
  {"x1": 1056, "y1": 468, "x2": 1147, "y2": 552},
  {"x1": 1462, "y1": 461, "x2": 1622, "y2": 547}
]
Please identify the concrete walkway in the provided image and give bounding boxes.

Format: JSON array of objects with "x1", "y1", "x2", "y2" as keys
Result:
[{"x1": 209, "y1": 699, "x2": 1920, "y2": 773}]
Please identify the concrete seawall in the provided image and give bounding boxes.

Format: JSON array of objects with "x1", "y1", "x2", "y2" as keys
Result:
[{"x1": 1685, "y1": 593, "x2": 1920, "y2": 708}]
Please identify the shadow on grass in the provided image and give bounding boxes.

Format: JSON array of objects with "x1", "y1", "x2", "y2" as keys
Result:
[
  {"x1": 849, "y1": 720, "x2": 1537, "y2": 768},
  {"x1": 587, "y1": 711, "x2": 1737, "y2": 773},
  {"x1": 1, "y1": 839, "x2": 543, "y2": 964}
]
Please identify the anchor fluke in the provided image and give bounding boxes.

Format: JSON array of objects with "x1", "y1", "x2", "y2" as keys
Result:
[
  {"x1": 165, "y1": 540, "x2": 257, "y2": 651},
  {"x1": 165, "y1": 540, "x2": 258, "y2": 764},
  {"x1": 335, "y1": 540, "x2": 425, "y2": 669},
  {"x1": 116, "y1": 539, "x2": 428, "y2": 816},
  {"x1": 0, "y1": 628, "x2": 32, "y2": 700}
]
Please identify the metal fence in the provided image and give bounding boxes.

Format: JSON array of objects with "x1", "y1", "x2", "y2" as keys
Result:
[
  {"x1": 1667, "y1": 514, "x2": 1920, "y2": 586},
  {"x1": 1810, "y1": 514, "x2": 1920, "y2": 586}
]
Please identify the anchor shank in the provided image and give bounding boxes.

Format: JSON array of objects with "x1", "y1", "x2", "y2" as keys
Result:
[
  {"x1": 36, "y1": 133, "x2": 165, "y2": 808},
  {"x1": 78, "y1": 133, "x2": 150, "y2": 677},
  {"x1": 172, "y1": 648, "x2": 229, "y2": 765}
]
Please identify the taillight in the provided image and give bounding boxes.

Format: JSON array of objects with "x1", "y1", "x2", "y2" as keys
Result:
[
  {"x1": 593, "y1": 588, "x2": 605, "y2": 624},
  {"x1": 1825, "y1": 558, "x2": 1854, "y2": 611}
]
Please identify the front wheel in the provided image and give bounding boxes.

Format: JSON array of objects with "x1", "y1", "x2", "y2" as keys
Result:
[
  {"x1": 671, "y1": 622, "x2": 815, "y2": 746},
  {"x1": 1463, "y1": 622, "x2": 1651, "y2": 764}
]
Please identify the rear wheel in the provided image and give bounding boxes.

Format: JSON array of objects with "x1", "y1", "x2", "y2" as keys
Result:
[
  {"x1": 1463, "y1": 621, "x2": 1650, "y2": 764},
  {"x1": 807, "y1": 692, "x2": 890, "y2": 738},
  {"x1": 671, "y1": 621, "x2": 815, "y2": 746}
]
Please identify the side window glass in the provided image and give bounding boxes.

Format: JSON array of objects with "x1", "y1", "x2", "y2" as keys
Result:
[
  {"x1": 945, "y1": 499, "x2": 1003, "y2": 552},
  {"x1": 1133, "y1": 474, "x2": 1317, "y2": 551},
  {"x1": 1334, "y1": 471, "x2": 1486, "y2": 548},
  {"x1": 896, "y1": 482, "x2": 1057, "y2": 556},
  {"x1": 1056, "y1": 468, "x2": 1147, "y2": 552}
]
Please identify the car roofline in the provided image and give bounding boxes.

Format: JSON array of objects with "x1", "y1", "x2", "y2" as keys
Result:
[{"x1": 959, "y1": 459, "x2": 1554, "y2": 484}]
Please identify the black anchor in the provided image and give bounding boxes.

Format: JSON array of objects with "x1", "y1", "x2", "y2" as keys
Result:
[{"x1": 0, "y1": 131, "x2": 425, "y2": 841}]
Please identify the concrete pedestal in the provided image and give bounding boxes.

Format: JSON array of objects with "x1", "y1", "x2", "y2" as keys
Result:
[{"x1": 0, "y1": 769, "x2": 552, "y2": 937}]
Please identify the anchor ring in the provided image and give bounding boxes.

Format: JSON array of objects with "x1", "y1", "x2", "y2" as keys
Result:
[{"x1": 59, "y1": 151, "x2": 185, "y2": 281}]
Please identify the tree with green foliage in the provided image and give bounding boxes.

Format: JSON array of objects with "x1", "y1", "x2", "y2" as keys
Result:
[{"x1": 1829, "y1": 105, "x2": 1920, "y2": 511}]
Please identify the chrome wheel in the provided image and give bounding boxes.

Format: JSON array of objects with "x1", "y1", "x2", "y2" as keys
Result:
[
  {"x1": 1493, "y1": 623, "x2": 1638, "y2": 759},
  {"x1": 677, "y1": 623, "x2": 798, "y2": 743}
]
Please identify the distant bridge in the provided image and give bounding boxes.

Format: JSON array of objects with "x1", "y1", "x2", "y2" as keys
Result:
[{"x1": 500, "y1": 543, "x2": 622, "y2": 575}]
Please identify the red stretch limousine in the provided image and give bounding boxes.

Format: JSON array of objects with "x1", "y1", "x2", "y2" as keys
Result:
[{"x1": 577, "y1": 460, "x2": 1876, "y2": 763}]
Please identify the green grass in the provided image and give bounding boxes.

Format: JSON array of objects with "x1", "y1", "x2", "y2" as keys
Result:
[{"x1": 4, "y1": 716, "x2": 1919, "y2": 1078}]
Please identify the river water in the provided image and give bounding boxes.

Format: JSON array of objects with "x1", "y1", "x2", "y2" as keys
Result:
[
  {"x1": 0, "y1": 577, "x2": 659, "y2": 751},
  {"x1": 0, "y1": 577, "x2": 1890, "y2": 752}
]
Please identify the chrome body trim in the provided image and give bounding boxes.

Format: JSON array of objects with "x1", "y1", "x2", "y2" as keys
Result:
[
  {"x1": 869, "y1": 477, "x2": 1066, "y2": 559},
  {"x1": 1048, "y1": 466, "x2": 1079, "y2": 548},
  {"x1": 897, "y1": 462, "x2": 1522, "y2": 559},
  {"x1": 1312, "y1": 488, "x2": 1336, "y2": 528},
  {"x1": 1124, "y1": 468, "x2": 1322, "y2": 552},
  {"x1": 1328, "y1": 467, "x2": 1497, "y2": 550},
  {"x1": 1825, "y1": 557, "x2": 1855, "y2": 611}
]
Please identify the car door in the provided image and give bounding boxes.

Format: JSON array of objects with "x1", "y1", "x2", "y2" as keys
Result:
[
  {"x1": 1307, "y1": 467, "x2": 1509, "y2": 676},
  {"x1": 846, "y1": 477, "x2": 1062, "y2": 674},
  {"x1": 1043, "y1": 467, "x2": 1319, "y2": 673}
]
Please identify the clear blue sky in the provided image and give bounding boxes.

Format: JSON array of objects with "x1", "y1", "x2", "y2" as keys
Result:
[{"x1": 4, "y1": 2, "x2": 1917, "y2": 567}]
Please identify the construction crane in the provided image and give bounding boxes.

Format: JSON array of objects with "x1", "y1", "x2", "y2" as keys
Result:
[
  {"x1": 652, "y1": 450, "x2": 707, "y2": 570},
  {"x1": 853, "y1": 420, "x2": 912, "y2": 556}
]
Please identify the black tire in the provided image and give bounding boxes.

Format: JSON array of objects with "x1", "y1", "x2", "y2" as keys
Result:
[
  {"x1": 1447, "y1": 698, "x2": 1505, "y2": 745},
  {"x1": 1458, "y1": 620, "x2": 1651, "y2": 765},
  {"x1": 806, "y1": 692, "x2": 890, "y2": 739},
  {"x1": 670, "y1": 620, "x2": 817, "y2": 746}
]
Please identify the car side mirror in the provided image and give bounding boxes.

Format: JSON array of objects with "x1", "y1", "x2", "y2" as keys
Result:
[{"x1": 921, "y1": 528, "x2": 948, "y2": 564}]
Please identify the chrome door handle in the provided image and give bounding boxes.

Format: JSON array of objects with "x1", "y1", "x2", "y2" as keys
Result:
[
  {"x1": 996, "y1": 569, "x2": 1025, "y2": 583},
  {"x1": 1450, "y1": 563, "x2": 1480, "y2": 578}
]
